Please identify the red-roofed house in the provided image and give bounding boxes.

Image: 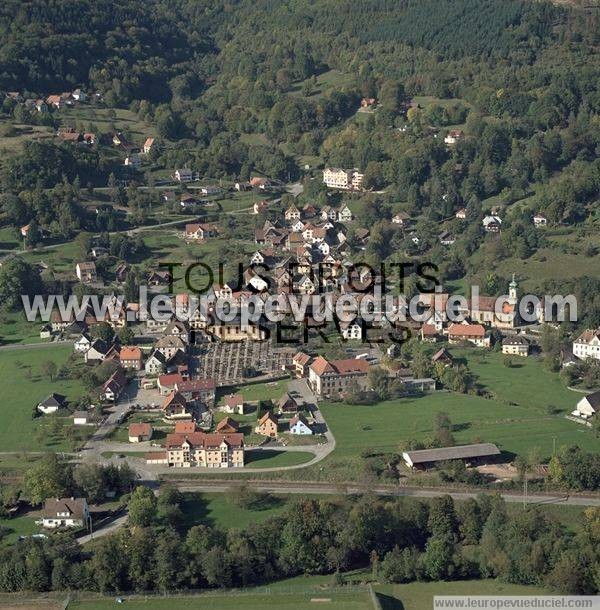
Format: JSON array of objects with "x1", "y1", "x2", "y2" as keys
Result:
[
  {"x1": 128, "y1": 423, "x2": 153, "y2": 442},
  {"x1": 120, "y1": 346, "x2": 143, "y2": 370},
  {"x1": 448, "y1": 323, "x2": 490, "y2": 347}
]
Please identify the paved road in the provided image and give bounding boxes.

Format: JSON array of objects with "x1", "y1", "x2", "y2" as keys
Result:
[
  {"x1": 76, "y1": 513, "x2": 128, "y2": 545},
  {"x1": 175, "y1": 481, "x2": 600, "y2": 507}
]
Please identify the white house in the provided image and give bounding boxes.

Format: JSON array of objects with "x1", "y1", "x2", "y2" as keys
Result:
[
  {"x1": 573, "y1": 329, "x2": 600, "y2": 361},
  {"x1": 573, "y1": 391, "x2": 600, "y2": 419},
  {"x1": 482, "y1": 215, "x2": 502, "y2": 233},
  {"x1": 533, "y1": 213, "x2": 547, "y2": 227},
  {"x1": 289, "y1": 413, "x2": 313, "y2": 435},
  {"x1": 73, "y1": 411, "x2": 89, "y2": 425},
  {"x1": 74, "y1": 333, "x2": 92, "y2": 353},
  {"x1": 37, "y1": 393, "x2": 66, "y2": 415},
  {"x1": 340, "y1": 319, "x2": 363, "y2": 340},
  {"x1": 175, "y1": 168, "x2": 193, "y2": 182},
  {"x1": 502, "y1": 335, "x2": 529, "y2": 356},
  {"x1": 41, "y1": 497, "x2": 89, "y2": 529}
]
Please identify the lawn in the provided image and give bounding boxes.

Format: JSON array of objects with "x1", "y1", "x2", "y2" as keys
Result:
[
  {"x1": 0, "y1": 345, "x2": 87, "y2": 451},
  {"x1": 179, "y1": 491, "x2": 288, "y2": 530},
  {"x1": 245, "y1": 449, "x2": 315, "y2": 468},
  {"x1": 217, "y1": 379, "x2": 288, "y2": 403},
  {"x1": 375, "y1": 579, "x2": 549, "y2": 610},
  {"x1": 0, "y1": 511, "x2": 39, "y2": 545},
  {"x1": 0, "y1": 311, "x2": 47, "y2": 345},
  {"x1": 321, "y1": 392, "x2": 596, "y2": 463},
  {"x1": 68, "y1": 588, "x2": 372, "y2": 610}
]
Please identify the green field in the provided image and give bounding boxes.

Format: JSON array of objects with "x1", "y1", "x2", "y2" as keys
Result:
[
  {"x1": 245, "y1": 449, "x2": 315, "y2": 468},
  {"x1": 375, "y1": 579, "x2": 549, "y2": 610},
  {"x1": 179, "y1": 491, "x2": 287, "y2": 530},
  {"x1": 0, "y1": 345, "x2": 87, "y2": 451},
  {"x1": 217, "y1": 379, "x2": 288, "y2": 403},
  {"x1": 319, "y1": 348, "x2": 595, "y2": 464},
  {"x1": 68, "y1": 588, "x2": 372, "y2": 610}
]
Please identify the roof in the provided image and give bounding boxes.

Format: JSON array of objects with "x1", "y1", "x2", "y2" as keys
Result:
[
  {"x1": 158, "y1": 373, "x2": 184, "y2": 387},
  {"x1": 162, "y1": 391, "x2": 187, "y2": 410},
  {"x1": 502, "y1": 335, "x2": 528, "y2": 346},
  {"x1": 72, "y1": 411, "x2": 88, "y2": 419},
  {"x1": 310, "y1": 357, "x2": 370, "y2": 376},
  {"x1": 129, "y1": 423, "x2": 152, "y2": 436},
  {"x1": 575, "y1": 329, "x2": 600, "y2": 344},
  {"x1": 432, "y1": 348, "x2": 453, "y2": 362},
  {"x1": 174, "y1": 421, "x2": 196, "y2": 434},
  {"x1": 216, "y1": 417, "x2": 239, "y2": 432},
  {"x1": 176, "y1": 379, "x2": 215, "y2": 392},
  {"x1": 448, "y1": 323, "x2": 486, "y2": 338},
  {"x1": 581, "y1": 390, "x2": 600, "y2": 410},
  {"x1": 42, "y1": 497, "x2": 87, "y2": 520},
  {"x1": 166, "y1": 431, "x2": 244, "y2": 450},
  {"x1": 120, "y1": 346, "x2": 142, "y2": 360},
  {"x1": 403, "y1": 443, "x2": 500, "y2": 465},
  {"x1": 224, "y1": 393, "x2": 243, "y2": 407},
  {"x1": 293, "y1": 352, "x2": 312, "y2": 366},
  {"x1": 38, "y1": 393, "x2": 66, "y2": 408},
  {"x1": 290, "y1": 413, "x2": 310, "y2": 427},
  {"x1": 257, "y1": 411, "x2": 278, "y2": 426}
]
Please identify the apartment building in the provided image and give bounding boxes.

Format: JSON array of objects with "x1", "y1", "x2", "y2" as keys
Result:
[
  {"x1": 164, "y1": 432, "x2": 244, "y2": 468},
  {"x1": 323, "y1": 167, "x2": 364, "y2": 190},
  {"x1": 308, "y1": 356, "x2": 370, "y2": 396}
]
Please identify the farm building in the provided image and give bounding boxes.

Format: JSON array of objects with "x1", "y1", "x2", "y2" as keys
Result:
[{"x1": 402, "y1": 443, "x2": 501, "y2": 469}]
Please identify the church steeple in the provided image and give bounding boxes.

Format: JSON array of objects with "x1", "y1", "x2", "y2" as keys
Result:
[{"x1": 508, "y1": 273, "x2": 517, "y2": 303}]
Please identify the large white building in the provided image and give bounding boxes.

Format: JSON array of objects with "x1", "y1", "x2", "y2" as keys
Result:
[
  {"x1": 323, "y1": 167, "x2": 364, "y2": 190},
  {"x1": 573, "y1": 328, "x2": 600, "y2": 361},
  {"x1": 41, "y1": 497, "x2": 89, "y2": 529}
]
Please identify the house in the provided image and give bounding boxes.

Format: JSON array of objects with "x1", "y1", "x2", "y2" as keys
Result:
[
  {"x1": 360, "y1": 97, "x2": 377, "y2": 109},
  {"x1": 85, "y1": 339, "x2": 111, "y2": 363},
  {"x1": 157, "y1": 373, "x2": 185, "y2": 395},
  {"x1": 124, "y1": 155, "x2": 141, "y2": 169},
  {"x1": 143, "y1": 138, "x2": 155, "y2": 154},
  {"x1": 337, "y1": 204, "x2": 353, "y2": 223},
  {"x1": 72, "y1": 88, "x2": 87, "y2": 102},
  {"x1": 73, "y1": 411, "x2": 89, "y2": 426},
  {"x1": 277, "y1": 393, "x2": 301, "y2": 415},
  {"x1": 175, "y1": 168, "x2": 193, "y2": 183},
  {"x1": 420, "y1": 324, "x2": 439, "y2": 343},
  {"x1": 155, "y1": 335, "x2": 186, "y2": 360},
  {"x1": 145, "y1": 350, "x2": 167, "y2": 375},
  {"x1": 120, "y1": 346, "x2": 143, "y2": 370},
  {"x1": 103, "y1": 369, "x2": 127, "y2": 402},
  {"x1": 76, "y1": 262, "x2": 97, "y2": 283},
  {"x1": 162, "y1": 391, "x2": 193, "y2": 420},
  {"x1": 46, "y1": 94, "x2": 63, "y2": 109},
  {"x1": 250, "y1": 176, "x2": 270, "y2": 190},
  {"x1": 41, "y1": 498, "x2": 89, "y2": 529},
  {"x1": 455, "y1": 208, "x2": 467, "y2": 220},
  {"x1": 176, "y1": 379, "x2": 216, "y2": 407},
  {"x1": 293, "y1": 352, "x2": 312, "y2": 378},
  {"x1": 175, "y1": 421, "x2": 197, "y2": 434},
  {"x1": 115, "y1": 262, "x2": 130, "y2": 283},
  {"x1": 402, "y1": 443, "x2": 500, "y2": 469},
  {"x1": 72, "y1": 332, "x2": 91, "y2": 353},
  {"x1": 340, "y1": 319, "x2": 363, "y2": 340},
  {"x1": 439, "y1": 231, "x2": 455, "y2": 246},
  {"x1": 184, "y1": 222, "x2": 218, "y2": 240},
  {"x1": 223, "y1": 394, "x2": 245, "y2": 415},
  {"x1": 448, "y1": 323, "x2": 490, "y2": 347},
  {"x1": 533, "y1": 213, "x2": 547, "y2": 228},
  {"x1": 37, "y1": 393, "x2": 66, "y2": 415},
  {"x1": 392, "y1": 212, "x2": 410, "y2": 226},
  {"x1": 164, "y1": 431, "x2": 244, "y2": 468},
  {"x1": 201, "y1": 185, "x2": 222, "y2": 196},
  {"x1": 323, "y1": 167, "x2": 363, "y2": 190},
  {"x1": 256, "y1": 411, "x2": 278, "y2": 438},
  {"x1": 285, "y1": 204, "x2": 301, "y2": 221},
  {"x1": 308, "y1": 356, "x2": 370, "y2": 396},
  {"x1": 431, "y1": 348, "x2": 453, "y2": 367},
  {"x1": 482, "y1": 215, "x2": 502, "y2": 233},
  {"x1": 573, "y1": 391, "x2": 600, "y2": 419},
  {"x1": 253, "y1": 200, "x2": 270, "y2": 214},
  {"x1": 216, "y1": 417, "x2": 239, "y2": 434},
  {"x1": 502, "y1": 335, "x2": 529, "y2": 356},
  {"x1": 180, "y1": 194, "x2": 201, "y2": 208},
  {"x1": 289, "y1": 413, "x2": 312, "y2": 435},
  {"x1": 573, "y1": 328, "x2": 600, "y2": 361},
  {"x1": 128, "y1": 423, "x2": 153, "y2": 443},
  {"x1": 40, "y1": 324, "x2": 52, "y2": 339},
  {"x1": 444, "y1": 130, "x2": 464, "y2": 145}
]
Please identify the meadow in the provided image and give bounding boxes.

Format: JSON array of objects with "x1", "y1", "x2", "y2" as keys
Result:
[{"x1": 0, "y1": 345, "x2": 87, "y2": 451}]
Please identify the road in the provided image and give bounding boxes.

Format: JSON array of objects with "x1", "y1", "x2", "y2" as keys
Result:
[
  {"x1": 174, "y1": 481, "x2": 600, "y2": 507},
  {"x1": 76, "y1": 512, "x2": 128, "y2": 545}
]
